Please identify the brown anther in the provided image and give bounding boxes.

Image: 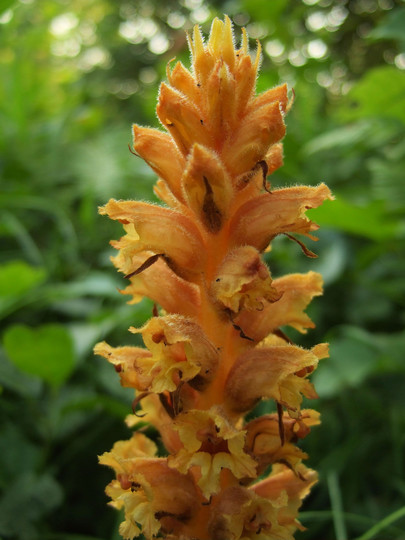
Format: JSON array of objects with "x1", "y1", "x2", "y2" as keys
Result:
[
  {"x1": 152, "y1": 332, "x2": 167, "y2": 345},
  {"x1": 274, "y1": 328, "x2": 294, "y2": 345},
  {"x1": 295, "y1": 365, "x2": 315, "y2": 377}
]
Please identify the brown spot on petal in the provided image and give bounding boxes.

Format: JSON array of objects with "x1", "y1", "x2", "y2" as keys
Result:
[{"x1": 202, "y1": 176, "x2": 222, "y2": 233}]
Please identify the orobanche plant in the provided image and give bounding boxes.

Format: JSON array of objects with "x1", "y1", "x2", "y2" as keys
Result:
[{"x1": 95, "y1": 16, "x2": 332, "y2": 540}]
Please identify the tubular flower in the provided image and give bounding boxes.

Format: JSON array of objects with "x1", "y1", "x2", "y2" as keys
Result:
[{"x1": 96, "y1": 16, "x2": 332, "y2": 540}]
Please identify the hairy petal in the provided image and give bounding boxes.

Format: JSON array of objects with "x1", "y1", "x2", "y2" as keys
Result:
[
  {"x1": 100, "y1": 199, "x2": 206, "y2": 276},
  {"x1": 132, "y1": 125, "x2": 186, "y2": 203},
  {"x1": 120, "y1": 254, "x2": 200, "y2": 318},
  {"x1": 168, "y1": 407, "x2": 257, "y2": 498},
  {"x1": 225, "y1": 343, "x2": 329, "y2": 414},
  {"x1": 223, "y1": 101, "x2": 286, "y2": 177},
  {"x1": 211, "y1": 245, "x2": 281, "y2": 314},
  {"x1": 236, "y1": 271, "x2": 323, "y2": 341},
  {"x1": 230, "y1": 183, "x2": 333, "y2": 251},
  {"x1": 182, "y1": 144, "x2": 233, "y2": 232},
  {"x1": 130, "y1": 315, "x2": 219, "y2": 393},
  {"x1": 94, "y1": 341, "x2": 153, "y2": 391}
]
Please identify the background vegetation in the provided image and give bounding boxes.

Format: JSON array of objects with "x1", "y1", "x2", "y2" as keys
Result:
[{"x1": 1, "y1": 0, "x2": 404, "y2": 539}]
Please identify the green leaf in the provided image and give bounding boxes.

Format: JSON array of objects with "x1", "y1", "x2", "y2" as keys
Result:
[
  {"x1": 241, "y1": 0, "x2": 288, "y2": 21},
  {"x1": 368, "y1": 6, "x2": 405, "y2": 44},
  {"x1": 303, "y1": 122, "x2": 372, "y2": 155},
  {"x1": 3, "y1": 324, "x2": 75, "y2": 387},
  {"x1": 313, "y1": 326, "x2": 379, "y2": 398},
  {"x1": 373, "y1": 331, "x2": 405, "y2": 372},
  {"x1": 0, "y1": 348, "x2": 42, "y2": 397},
  {"x1": 336, "y1": 66, "x2": 405, "y2": 124},
  {"x1": 0, "y1": 0, "x2": 16, "y2": 15},
  {"x1": 0, "y1": 472, "x2": 63, "y2": 537},
  {"x1": 0, "y1": 260, "x2": 46, "y2": 298},
  {"x1": 307, "y1": 197, "x2": 399, "y2": 241}
]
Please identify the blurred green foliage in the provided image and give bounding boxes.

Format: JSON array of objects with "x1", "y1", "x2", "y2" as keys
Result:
[{"x1": 0, "y1": 0, "x2": 404, "y2": 539}]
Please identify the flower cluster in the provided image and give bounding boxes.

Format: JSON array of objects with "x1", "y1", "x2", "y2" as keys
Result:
[{"x1": 95, "y1": 16, "x2": 332, "y2": 540}]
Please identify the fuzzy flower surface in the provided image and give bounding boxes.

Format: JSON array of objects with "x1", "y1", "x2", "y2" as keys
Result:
[{"x1": 96, "y1": 16, "x2": 332, "y2": 540}]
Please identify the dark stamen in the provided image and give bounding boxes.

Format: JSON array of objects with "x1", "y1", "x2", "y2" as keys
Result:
[
  {"x1": 132, "y1": 392, "x2": 150, "y2": 416},
  {"x1": 125, "y1": 253, "x2": 165, "y2": 279},
  {"x1": 277, "y1": 401, "x2": 285, "y2": 446},
  {"x1": 274, "y1": 328, "x2": 294, "y2": 344},
  {"x1": 284, "y1": 233, "x2": 317, "y2": 258}
]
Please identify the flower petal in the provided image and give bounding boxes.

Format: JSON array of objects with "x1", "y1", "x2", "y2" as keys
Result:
[
  {"x1": 167, "y1": 60, "x2": 202, "y2": 107},
  {"x1": 182, "y1": 144, "x2": 233, "y2": 232},
  {"x1": 157, "y1": 82, "x2": 213, "y2": 155},
  {"x1": 251, "y1": 464, "x2": 318, "y2": 531},
  {"x1": 208, "y1": 486, "x2": 291, "y2": 540},
  {"x1": 250, "y1": 83, "x2": 289, "y2": 115},
  {"x1": 130, "y1": 315, "x2": 219, "y2": 393},
  {"x1": 244, "y1": 410, "x2": 320, "y2": 474},
  {"x1": 230, "y1": 183, "x2": 333, "y2": 251},
  {"x1": 120, "y1": 253, "x2": 200, "y2": 318},
  {"x1": 223, "y1": 101, "x2": 286, "y2": 177},
  {"x1": 236, "y1": 271, "x2": 323, "y2": 342},
  {"x1": 132, "y1": 125, "x2": 186, "y2": 203},
  {"x1": 225, "y1": 343, "x2": 329, "y2": 414},
  {"x1": 211, "y1": 246, "x2": 281, "y2": 314},
  {"x1": 168, "y1": 407, "x2": 257, "y2": 498},
  {"x1": 94, "y1": 341, "x2": 153, "y2": 391},
  {"x1": 102, "y1": 450, "x2": 200, "y2": 540},
  {"x1": 100, "y1": 199, "x2": 206, "y2": 277}
]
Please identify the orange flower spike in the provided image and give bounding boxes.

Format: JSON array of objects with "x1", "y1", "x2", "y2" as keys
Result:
[{"x1": 96, "y1": 15, "x2": 332, "y2": 540}]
